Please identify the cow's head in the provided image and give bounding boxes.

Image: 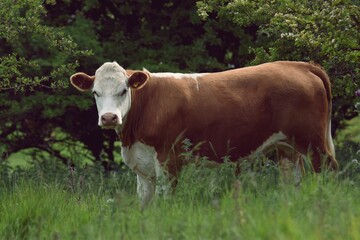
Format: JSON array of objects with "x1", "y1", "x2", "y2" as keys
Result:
[{"x1": 70, "y1": 62, "x2": 149, "y2": 129}]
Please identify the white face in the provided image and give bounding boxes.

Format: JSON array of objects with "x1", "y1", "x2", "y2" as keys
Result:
[{"x1": 92, "y1": 62, "x2": 131, "y2": 128}]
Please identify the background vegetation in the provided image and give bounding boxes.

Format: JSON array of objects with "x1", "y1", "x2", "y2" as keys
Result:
[
  {"x1": 0, "y1": 0, "x2": 359, "y2": 169},
  {"x1": 0, "y1": 0, "x2": 359, "y2": 238}
]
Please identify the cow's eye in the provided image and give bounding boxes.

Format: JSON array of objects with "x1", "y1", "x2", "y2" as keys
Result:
[
  {"x1": 93, "y1": 91, "x2": 99, "y2": 97},
  {"x1": 120, "y1": 89, "x2": 127, "y2": 96}
]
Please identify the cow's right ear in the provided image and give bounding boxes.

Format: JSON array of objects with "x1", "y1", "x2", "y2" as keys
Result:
[{"x1": 70, "y1": 73, "x2": 95, "y2": 91}]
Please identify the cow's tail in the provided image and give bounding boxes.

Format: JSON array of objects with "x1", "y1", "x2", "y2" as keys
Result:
[{"x1": 309, "y1": 63, "x2": 338, "y2": 169}]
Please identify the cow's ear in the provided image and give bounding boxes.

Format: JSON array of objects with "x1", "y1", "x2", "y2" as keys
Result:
[
  {"x1": 70, "y1": 73, "x2": 95, "y2": 91},
  {"x1": 127, "y1": 71, "x2": 149, "y2": 89}
]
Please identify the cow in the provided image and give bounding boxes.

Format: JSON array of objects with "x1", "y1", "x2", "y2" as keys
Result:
[{"x1": 70, "y1": 61, "x2": 338, "y2": 205}]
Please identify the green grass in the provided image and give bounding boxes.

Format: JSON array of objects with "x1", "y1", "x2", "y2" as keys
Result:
[
  {"x1": 2, "y1": 117, "x2": 360, "y2": 239},
  {"x1": 1, "y1": 159, "x2": 360, "y2": 240}
]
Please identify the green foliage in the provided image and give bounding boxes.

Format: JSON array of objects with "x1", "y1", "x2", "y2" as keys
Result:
[
  {"x1": 336, "y1": 116, "x2": 360, "y2": 145},
  {"x1": 0, "y1": 0, "x2": 359, "y2": 168},
  {"x1": 1, "y1": 0, "x2": 241, "y2": 168},
  {"x1": 0, "y1": 0, "x2": 90, "y2": 91},
  {"x1": 0, "y1": 0, "x2": 104, "y2": 168},
  {"x1": 197, "y1": 0, "x2": 360, "y2": 132}
]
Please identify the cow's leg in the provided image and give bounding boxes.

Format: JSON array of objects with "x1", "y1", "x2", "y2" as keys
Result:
[
  {"x1": 278, "y1": 154, "x2": 304, "y2": 185},
  {"x1": 311, "y1": 150, "x2": 338, "y2": 173},
  {"x1": 136, "y1": 174, "x2": 156, "y2": 207},
  {"x1": 294, "y1": 155, "x2": 304, "y2": 184},
  {"x1": 276, "y1": 144, "x2": 305, "y2": 185},
  {"x1": 154, "y1": 158, "x2": 172, "y2": 197},
  {"x1": 252, "y1": 132, "x2": 305, "y2": 184},
  {"x1": 155, "y1": 149, "x2": 181, "y2": 196},
  {"x1": 121, "y1": 142, "x2": 158, "y2": 206}
]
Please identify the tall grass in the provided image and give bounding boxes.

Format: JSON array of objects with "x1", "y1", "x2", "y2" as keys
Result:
[{"x1": 1, "y1": 154, "x2": 360, "y2": 239}]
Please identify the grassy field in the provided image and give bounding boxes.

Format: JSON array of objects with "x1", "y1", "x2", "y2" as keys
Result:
[{"x1": 1, "y1": 157, "x2": 360, "y2": 240}]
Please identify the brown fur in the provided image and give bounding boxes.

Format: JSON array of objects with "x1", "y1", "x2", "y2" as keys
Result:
[{"x1": 120, "y1": 61, "x2": 338, "y2": 177}]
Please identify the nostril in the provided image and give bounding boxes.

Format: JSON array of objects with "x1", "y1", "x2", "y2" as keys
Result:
[
  {"x1": 101, "y1": 113, "x2": 118, "y2": 125},
  {"x1": 111, "y1": 115, "x2": 118, "y2": 123}
]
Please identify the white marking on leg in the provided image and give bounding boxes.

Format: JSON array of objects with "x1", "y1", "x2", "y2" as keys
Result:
[
  {"x1": 154, "y1": 159, "x2": 171, "y2": 197},
  {"x1": 121, "y1": 142, "x2": 156, "y2": 206},
  {"x1": 136, "y1": 175, "x2": 156, "y2": 206},
  {"x1": 121, "y1": 141, "x2": 171, "y2": 205}
]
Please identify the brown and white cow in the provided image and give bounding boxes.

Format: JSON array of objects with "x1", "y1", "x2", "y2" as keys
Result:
[{"x1": 70, "y1": 61, "x2": 338, "y2": 205}]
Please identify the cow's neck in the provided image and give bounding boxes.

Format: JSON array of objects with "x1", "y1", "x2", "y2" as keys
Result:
[{"x1": 119, "y1": 82, "x2": 154, "y2": 147}]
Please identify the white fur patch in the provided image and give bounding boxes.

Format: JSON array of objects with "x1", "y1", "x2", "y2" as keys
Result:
[
  {"x1": 327, "y1": 120, "x2": 335, "y2": 157},
  {"x1": 150, "y1": 72, "x2": 206, "y2": 91},
  {"x1": 121, "y1": 141, "x2": 170, "y2": 205},
  {"x1": 150, "y1": 72, "x2": 205, "y2": 80}
]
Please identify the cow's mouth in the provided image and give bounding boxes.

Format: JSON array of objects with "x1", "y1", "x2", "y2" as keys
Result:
[
  {"x1": 101, "y1": 125, "x2": 119, "y2": 129},
  {"x1": 100, "y1": 124, "x2": 121, "y2": 129}
]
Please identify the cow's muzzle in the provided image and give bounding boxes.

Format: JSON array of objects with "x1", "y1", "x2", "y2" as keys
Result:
[{"x1": 101, "y1": 112, "x2": 119, "y2": 128}]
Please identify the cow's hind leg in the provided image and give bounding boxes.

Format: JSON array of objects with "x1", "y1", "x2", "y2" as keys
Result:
[
  {"x1": 154, "y1": 158, "x2": 172, "y2": 197},
  {"x1": 251, "y1": 132, "x2": 305, "y2": 185},
  {"x1": 277, "y1": 148, "x2": 305, "y2": 186},
  {"x1": 311, "y1": 150, "x2": 338, "y2": 173}
]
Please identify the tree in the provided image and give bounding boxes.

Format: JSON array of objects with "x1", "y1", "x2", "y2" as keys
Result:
[
  {"x1": 0, "y1": 0, "x2": 89, "y2": 91},
  {"x1": 2, "y1": 0, "x2": 358, "y2": 170},
  {"x1": 0, "y1": 0, "x2": 98, "y2": 167},
  {"x1": 1, "y1": 0, "x2": 239, "y2": 170},
  {"x1": 197, "y1": 0, "x2": 360, "y2": 133}
]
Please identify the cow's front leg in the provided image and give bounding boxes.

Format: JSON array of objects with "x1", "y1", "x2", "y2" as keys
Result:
[
  {"x1": 154, "y1": 158, "x2": 172, "y2": 197},
  {"x1": 121, "y1": 142, "x2": 157, "y2": 206},
  {"x1": 136, "y1": 174, "x2": 156, "y2": 206}
]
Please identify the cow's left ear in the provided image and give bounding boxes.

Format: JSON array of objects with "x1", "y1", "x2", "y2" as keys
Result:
[
  {"x1": 127, "y1": 71, "x2": 149, "y2": 89},
  {"x1": 70, "y1": 72, "x2": 95, "y2": 92}
]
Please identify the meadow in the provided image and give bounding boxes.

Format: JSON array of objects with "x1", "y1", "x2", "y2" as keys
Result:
[{"x1": 1, "y1": 149, "x2": 360, "y2": 240}]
